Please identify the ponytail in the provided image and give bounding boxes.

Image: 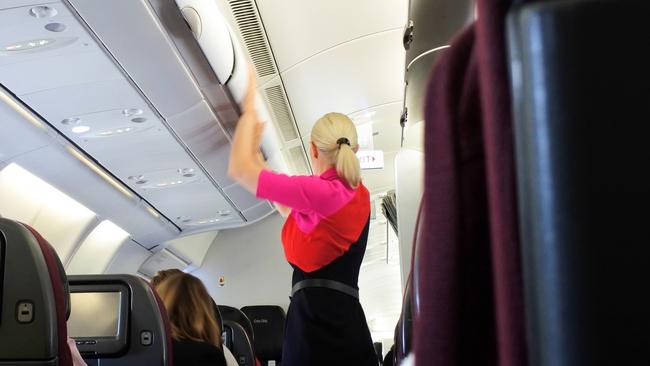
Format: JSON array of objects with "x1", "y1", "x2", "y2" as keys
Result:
[
  {"x1": 336, "y1": 143, "x2": 361, "y2": 188},
  {"x1": 311, "y1": 112, "x2": 362, "y2": 188}
]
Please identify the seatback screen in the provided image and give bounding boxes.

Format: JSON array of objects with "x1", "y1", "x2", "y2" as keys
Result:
[{"x1": 68, "y1": 292, "x2": 121, "y2": 338}]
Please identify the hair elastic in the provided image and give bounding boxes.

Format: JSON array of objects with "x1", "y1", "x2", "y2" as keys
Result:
[{"x1": 336, "y1": 137, "x2": 351, "y2": 148}]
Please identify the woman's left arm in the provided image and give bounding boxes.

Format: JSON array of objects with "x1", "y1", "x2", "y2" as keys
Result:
[{"x1": 227, "y1": 68, "x2": 266, "y2": 194}]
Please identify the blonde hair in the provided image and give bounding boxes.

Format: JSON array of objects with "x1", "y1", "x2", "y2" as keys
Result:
[
  {"x1": 311, "y1": 112, "x2": 361, "y2": 188},
  {"x1": 155, "y1": 272, "x2": 222, "y2": 349}
]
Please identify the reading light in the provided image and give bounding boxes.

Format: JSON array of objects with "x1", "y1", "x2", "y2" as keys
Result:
[
  {"x1": 179, "y1": 168, "x2": 195, "y2": 177},
  {"x1": 131, "y1": 117, "x2": 147, "y2": 123},
  {"x1": 29, "y1": 6, "x2": 58, "y2": 18},
  {"x1": 122, "y1": 108, "x2": 143, "y2": 117},
  {"x1": 71, "y1": 125, "x2": 90, "y2": 134}
]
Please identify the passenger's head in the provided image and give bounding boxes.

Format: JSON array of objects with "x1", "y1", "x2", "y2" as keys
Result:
[
  {"x1": 151, "y1": 268, "x2": 183, "y2": 289},
  {"x1": 310, "y1": 112, "x2": 361, "y2": 187},
  {"x1": 156, "y1": 272, "x2": 222, "y2": 349}
]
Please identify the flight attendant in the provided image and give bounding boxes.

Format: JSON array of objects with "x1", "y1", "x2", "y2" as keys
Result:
[{"x1": 228, "y1": 73, "x2": 377, "y2": 366}]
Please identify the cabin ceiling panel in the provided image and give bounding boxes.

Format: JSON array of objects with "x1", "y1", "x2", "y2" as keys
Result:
[
  {"x1": 0, "y1": 3, "x2": 119, "y2": 95},
  {"x1": 255, "y1": 0, "x2": 407, "y2": 72},
  {"x1": 0, "y1": 1, "x2": 55, "y2": 10},
  {"x1": 20, "y1": 79, "x2": 148, "y2": 121},
  {"x1": 11, "y1": 144, "x2": 178, "y2": 246},
  {"x1": 348, "y1": 102, "x2": 403, "y2": 154},
  {"x1": 142, "y1": 180, "x2": 242, "y2": 230},
  {"x1": 281, "y1": 29, "x2": 404, "y2": 136},
  {"x1": 0, "y1": 90, "x2": 53, "y2": 160},
  {"x1": 67, "y1": 0, "x2": 206, "y2": 117}
]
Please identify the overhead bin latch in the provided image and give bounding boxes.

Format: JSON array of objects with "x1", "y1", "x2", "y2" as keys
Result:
[{"x1": 403, "y1": 20, "x2": 414, "y2": 50}]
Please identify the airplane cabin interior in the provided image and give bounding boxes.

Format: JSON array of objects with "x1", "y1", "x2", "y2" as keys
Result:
[{"x1": 1, "y1": 0, "x2": 648, "y2": 365}]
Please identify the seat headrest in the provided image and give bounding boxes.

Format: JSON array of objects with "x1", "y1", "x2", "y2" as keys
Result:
[
  {"x1": 211, "y1": 299, "x2": 224, "y2": 333},
  {"x1": 218, "y1": 305, "x2": 255, "y2": 343},
  {"x1": 222, "y1": 320, "x2": 255, "y2": 366},
  {"x1": 51, "y1": 242, "x2": 71, "y2": 320},
  {"x1": 0, "y1": 219, "x2": 73, "y2": 365},
  {"x1": 240, "y1": 305, "x2": 286, "y2": 361}
]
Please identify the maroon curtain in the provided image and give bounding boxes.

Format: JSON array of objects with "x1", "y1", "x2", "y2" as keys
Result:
[{"x1": 413, "y1": 0, "x2": 527, "y2": 365}]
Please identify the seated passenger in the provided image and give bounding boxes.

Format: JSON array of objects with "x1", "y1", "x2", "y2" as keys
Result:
[
  {"x1": 67, "y1": 338, "x2": 88, "y2": 366},
  {"x1": 151, "y1": 268, "x2": 183, "y2": 288},
  {"x1": 156, "y1": 272, "x2": 227, "y2": 366}
]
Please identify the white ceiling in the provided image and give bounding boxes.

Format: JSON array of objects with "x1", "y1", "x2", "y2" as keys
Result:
[
  {"x1": 255, "y1": 0, "x2": 408, "y2": 194},
  {"x1": 255, "y1": 0, "x2": 407, "y2": 72}
]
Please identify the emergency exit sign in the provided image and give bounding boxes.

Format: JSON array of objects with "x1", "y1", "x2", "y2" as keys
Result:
[{"x1": 357, "y1": 150, "x2": 384, "y2": 170}]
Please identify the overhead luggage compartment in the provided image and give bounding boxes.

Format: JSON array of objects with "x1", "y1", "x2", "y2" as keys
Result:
[{"x1": 0, "y1": 0, "x2": 289, "y2": 240}]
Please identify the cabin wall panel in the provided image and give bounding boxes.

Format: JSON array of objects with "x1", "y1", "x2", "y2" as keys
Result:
[
  {"x1": 166, "y1": 230, "x2": 219, "y2": 270},
  {"x1": 66, "y1": 220, "x2": 131, "y2": 275},
  {"x1": 394, "y1": 148, "x2": 424, "y2": 289},
  {"x1": 105, "y1": 240, "x2": 152, "y2": 276},
  {"x1": 194, "y1": 214, "x2": 292, "y2": 311}
]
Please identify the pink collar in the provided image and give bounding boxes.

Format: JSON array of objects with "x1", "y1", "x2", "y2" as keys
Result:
[{"x1": 319, "y1": 167, "x2": 339, "y2": 181}]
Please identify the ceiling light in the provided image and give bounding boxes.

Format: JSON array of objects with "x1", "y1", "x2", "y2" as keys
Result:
[
  {"x1": 0, "y1": 87, "x2": 45, "y2": 130},
  {"x1": 216, "y1": 210, "x2": 231, "y2": 217},
  {"x1": 131, "y1": 117, "x2": 147, "y2": 123},
  {"x1": 155, "y1": 180, "x2": 184, "y2": 188},
  {"x1": 29, "y1": 6, "x2": 58, "y2": 18},
  {"x1": 66, "y1": 147, "x2": 134, "y2": 199},
  {"x1": 3, "y1": 39, "x2": 54, "y2": 52},
  {"x1": 45, "y1": 23, "x2": 66, "y2": 32},
  {"x1": 71, "y1": 125, "x2": 90, "y2": 134},
  {"x1": 197, "y1": 218, "x2": 221, "y2": 225},
  {"x1": 96, "y1": 127, "x2": 133, "y2": 137},
  {"x1": 122, "y1": 108, "x2": 143, "y2": 117},
  {"x1": 61, "y1": 117, "x2": 81, "y2": 125}
]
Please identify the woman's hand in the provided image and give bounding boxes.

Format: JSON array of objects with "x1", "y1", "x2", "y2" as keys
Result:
[{"x1": 227, "y1": 67, "x2": 266, "y2": 194}]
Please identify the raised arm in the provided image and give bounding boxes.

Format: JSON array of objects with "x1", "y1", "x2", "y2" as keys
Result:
[{"x1": 227, "y1": 67, "x2": 265, "y2": 194}]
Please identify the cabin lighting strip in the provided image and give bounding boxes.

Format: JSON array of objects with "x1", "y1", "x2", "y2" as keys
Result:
[
  {"x1": 0, "y1": 87, "x2": 46, "y2": 130},
  {"x1": 65, "y1": 147, "x2": 133, "y2": 199}
]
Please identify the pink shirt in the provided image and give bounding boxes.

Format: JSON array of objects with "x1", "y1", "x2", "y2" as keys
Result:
[{"x1": 257, "y1": 168, "x2": 370, "y2": 272}]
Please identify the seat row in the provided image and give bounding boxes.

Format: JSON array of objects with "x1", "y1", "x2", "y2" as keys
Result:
[{"x1": 0, "y1": 218, "x2": 285, "y2": 366}]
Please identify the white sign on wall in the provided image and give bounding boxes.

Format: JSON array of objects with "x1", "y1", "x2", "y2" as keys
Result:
[{"x1": 357, "y1": 150, "x2": 384, "y2": 170}]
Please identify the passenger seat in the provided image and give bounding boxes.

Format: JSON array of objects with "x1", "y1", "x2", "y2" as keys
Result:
[
  {"x1": 0, "y1": 218, "x2": 74, "y2": 366},
  {"x1": 240, "y1": 305, "x2": 286, "y2": 366},
  {"x1": 67, "y1": 274, "x2": 174, "y2": 366},
  {"x1": 219, "y1": 305, "x2": 256, "y2": 366}
]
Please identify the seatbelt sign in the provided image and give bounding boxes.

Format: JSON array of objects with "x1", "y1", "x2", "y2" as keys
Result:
[{"x1": 357, "y1": 150, "x2": 384, "y2": 170}]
